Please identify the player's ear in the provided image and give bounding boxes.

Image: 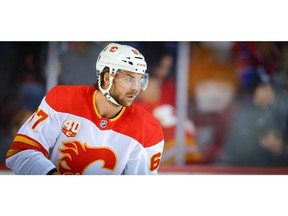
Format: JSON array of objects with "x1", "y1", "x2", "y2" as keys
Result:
[
  {"x1": 106, "y1": 73, "x2": 111, "y2": 81},
  {"x1": 103, "y1": 72, "x2": 110, "y2": 86}
]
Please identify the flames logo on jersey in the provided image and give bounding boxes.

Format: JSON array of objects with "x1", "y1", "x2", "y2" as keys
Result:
[{"x1": 57, "y1": 140, "x2": 117, "y2": 175}]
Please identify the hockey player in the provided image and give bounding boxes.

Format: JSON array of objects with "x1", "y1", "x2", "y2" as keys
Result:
[{"x1": 5, "y1": 43, "x2": 164, "y2": 175}]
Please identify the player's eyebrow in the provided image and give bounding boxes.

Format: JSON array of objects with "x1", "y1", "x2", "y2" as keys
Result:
[
  {"x1": 121, "y1": 71, "x2": 143, "y2": 79},
  {"x1": 124, "y1": 73, "x2": 134, "y2": 78}
]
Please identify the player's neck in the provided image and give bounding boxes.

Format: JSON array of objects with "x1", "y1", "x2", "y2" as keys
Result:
[{"x1": 95, "y1": 91, "x2": 123, "y2": 119}]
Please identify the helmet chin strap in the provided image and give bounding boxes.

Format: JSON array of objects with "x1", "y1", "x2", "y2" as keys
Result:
[{"x1": 98, "y1": 75, "x2": 121, "y2": 107}]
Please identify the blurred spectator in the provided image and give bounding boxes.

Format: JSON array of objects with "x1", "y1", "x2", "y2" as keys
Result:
[
  {"x1": 218, "y1": 72, "x2": 288, "y2": 166},
  {"x1": 19, "y1": 72, "x2": 46, "y2": 111},
  {"x1": 141, "y1": 42, "x2": 176, "y2": 106},
  {"x1": 58, "y1": 42, "x2": 107, "y2": 85},
  {"x1": 18, "y1": 44, "x2": 46, "y2": 111},
  {"x1": 188, "y1": 42, "x2": 240, "y2": 164}
]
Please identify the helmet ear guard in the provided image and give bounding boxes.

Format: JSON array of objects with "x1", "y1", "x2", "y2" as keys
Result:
[{"x1": 95, "y1": 43, "x2": 149, "y2": 106}]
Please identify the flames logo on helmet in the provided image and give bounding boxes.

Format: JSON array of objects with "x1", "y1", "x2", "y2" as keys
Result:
[{"x1": 109, "y1": 46, "x2": 118, "y2": 53}]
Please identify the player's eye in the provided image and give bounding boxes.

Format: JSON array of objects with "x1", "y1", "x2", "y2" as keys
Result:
[{"x1": 125, "y1": 77, "x2": 134, "y2": 83}]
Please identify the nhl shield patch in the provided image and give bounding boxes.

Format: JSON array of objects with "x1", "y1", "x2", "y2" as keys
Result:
[{"x1": 100, "y1": 120, "x2": 108, "y2": 128}]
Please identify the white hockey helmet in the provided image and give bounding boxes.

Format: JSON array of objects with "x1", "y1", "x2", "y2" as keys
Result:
[
  {"x1": 96, "y1": 43, "x2": 147, "y2": 75},
  {"x1": 95, "y1": 43, "x2": 149, "y2": 106}
]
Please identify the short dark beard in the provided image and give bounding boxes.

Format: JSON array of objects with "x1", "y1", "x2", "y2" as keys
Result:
[
  {"x1": 109, "y1": 85, "x2": 138, "y2": 107},
  {"x1": 109, "y1": 90, "x2": 131, "y2": 107}
]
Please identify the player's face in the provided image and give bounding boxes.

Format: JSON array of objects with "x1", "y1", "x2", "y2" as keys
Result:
[{"x1": 110, "y1": 70, "x2": 144, "y2": 107}]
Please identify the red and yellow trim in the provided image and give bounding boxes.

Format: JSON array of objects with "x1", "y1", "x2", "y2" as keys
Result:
[
  {"x1": 92, "y1": 90, "x2": 126, "y2": 121},
  {"x1": 110, "y1": 107, "x2": 126, "y2": 122},
  {"x1": 6, "y1": 134, "x2": 49, "y2": 159},
  {"x1": 93, "y1": 91, "x2": 102, "y2": 119}
]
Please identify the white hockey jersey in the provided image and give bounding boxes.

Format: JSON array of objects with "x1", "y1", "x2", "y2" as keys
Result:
[{"x1": 6, "y1": 86, "x2": 164, "y2": 175}]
